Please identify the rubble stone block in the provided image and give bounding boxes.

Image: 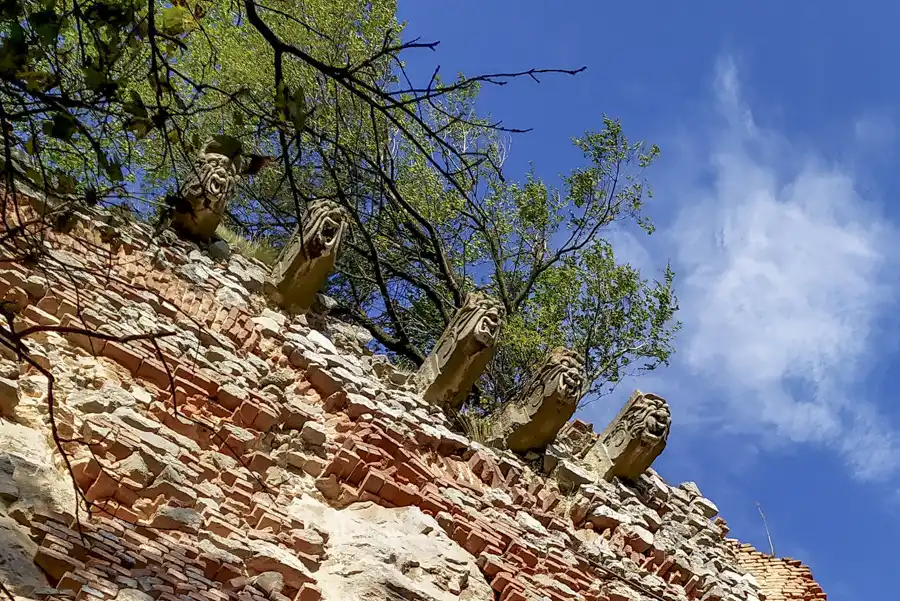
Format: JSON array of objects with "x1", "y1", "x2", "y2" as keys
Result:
[
  {"x1": 618, "y1": 523, "x2": 654, "y2": 554},
  {"x1": 115, "y1": 589, "x2": 155, "y2": 601},
  {"x1": 0, "y1": 468, "x2": 18, "y2": 502},
  {"x1": 35, "y1": 547, "x2": 85, "y2": 583},
  {"x1": 252, "y1": 405, "x2": 280, "y2": 431},
  {"x1": 0, "y1": 376, "x2": 19, "y2": 417},
  {"x1": 245, "y1": 539, "x2": 315, "y2": 589},
  {"x1": 587, "y1": 505, "x2": 629, "y2": 531},
  {"x1": 219, "y1": 384, "x2": 249, "y2": 411},
  {"x1": 149, "y1": 506, "x2": 204, "y2": 534},
  {"x1": 302, "y1": 457, "x2": 327, "y2": 478},
  {"x1": 288, "y1": 529, "x2": 325, "y2": 557},
  {"x1": 250, "y1": 571, "x2": 284, "y2": 597},
  {"x1": 554, "y1": 460, "x2": 594, "y2": 491},
  {"x1": 692, "y1": 496, "x2": 720, "y2": 519},
  {"x1": 307, "y1": 366, "x2": 341, "y2": 398}
]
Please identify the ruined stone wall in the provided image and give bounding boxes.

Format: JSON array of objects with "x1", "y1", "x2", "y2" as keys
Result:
[
  {"x1": 0, "y1": 194, "x2": 826, "y2": 601},
  {"x1": 727, "y1": 541, "x2": 826, "y2": 601}
]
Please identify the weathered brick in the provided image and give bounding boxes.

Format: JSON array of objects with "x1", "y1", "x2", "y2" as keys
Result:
[
  {"x1": 137, "y1": 358, "x2": 171, "y2": 390},
  {"x1": 295, "y1": 584, "x2": 322, "y2": 601},
  {"x1": 360, "y1": 469, "x2": 386, "y2": 495},
  {"x1": 35, "y1": 547, "x2": 86, "y2": 583},
  {"x1": 103, "y1": 342, "x2": 142, "y2": 373},
  {"x1": 491, "y1": 572, "x2": 517, "y2": 594},
  {"x1": 252, "y1": 404, "x2": 280, "y2": 431}
]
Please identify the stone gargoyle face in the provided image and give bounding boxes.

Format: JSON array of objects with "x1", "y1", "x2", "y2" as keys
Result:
[
  {"x1": 298, "y1": 201, "x2": 348, "y2": 260},
  {"x1": 182, "y1": 152, "x2": 239, "y2": 204},
  {"x1": 308, "y1": 203, "x2": 347, "y2": 251},
  {"x1": 202, "y1": 154, "x2": 239, "y2": 197},
  {"x1": 555, "y1": 352, "x2": 584, "y2": 396},
  {"x1": 473, "y1": 301, "x2": 504, "y2": 345},
  {"x1": 317, "y1": 213, "x2": 343, "y2": 249},
  {"x1": 639, "y1": 397, "x2": 671, "y2": 440}
]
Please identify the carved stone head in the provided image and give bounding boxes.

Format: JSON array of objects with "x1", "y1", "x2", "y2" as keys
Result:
[
  {"x1": 267, "y1": 199, "x2": 350, "y2": 314},
  {"x1": 172, "y1": 137, "x2": 273, "y2": 241},
  {"x1": 416, "y1": 291, "x2": 506, "y2": 409},
  {"x1": 605, "y1": 392, "x2": 670, "y2": 453},
  {"x1": 582, "y1": 390, "x2": 671, "y2": 481},
  {"x1": 487, "y1": 346, "x2": 585, "y2": 453},
  {"x1": 181, "y1": 142, "x2": 241, "y2": 210},
  {"x1": 466, "y1": 292, "x2": 506, "y2": 347},
  {"x1": 638, "y1": 394, "x2": 671, "y2": 441},
  {"x1": 547, "y1": 347, "x2": 585, "y2": 399},
  {"x1": 300, "y1": 199, "x2": 348, "y2": 259}
]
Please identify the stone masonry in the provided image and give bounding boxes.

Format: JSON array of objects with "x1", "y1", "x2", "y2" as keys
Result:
[
  {"x1": 0, "y1": 187, "x2": 826, "y2": 601},
  {"x1": 727, "y1": 541, "x2": 827, "y2": 601}
]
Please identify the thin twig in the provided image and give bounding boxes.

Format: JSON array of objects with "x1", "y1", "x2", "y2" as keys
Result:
[{"x1": 756, "y1": 501, "x2": 775, "y2": 556}]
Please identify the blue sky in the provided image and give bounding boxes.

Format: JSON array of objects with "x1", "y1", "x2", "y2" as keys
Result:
[{"x1": 397, "y1": 2, "x2": 900, "y2": 598}]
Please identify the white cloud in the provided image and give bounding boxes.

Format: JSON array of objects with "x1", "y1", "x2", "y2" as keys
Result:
[
  {"x1": 853, "y1": 112, "x2": 895, "y2": 150},
  {"x1": 660, "y1": 57, "x2": 900, "y2": 480}
]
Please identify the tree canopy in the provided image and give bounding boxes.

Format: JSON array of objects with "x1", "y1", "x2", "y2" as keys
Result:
[{"x1": 0, "y1": 0, "x2": 680, "y2": 411}]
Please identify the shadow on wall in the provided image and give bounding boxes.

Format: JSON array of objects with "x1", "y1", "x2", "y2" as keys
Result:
[{"x1": 0, "y1": 511, "x2": 51, "y2": 595}]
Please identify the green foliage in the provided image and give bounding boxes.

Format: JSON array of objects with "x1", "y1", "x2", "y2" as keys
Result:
[
  {"x1": 214, "y1": 224, "x2": 280, "y2": 266},
  {"x1": 453, "y1": 409, "x2": 493, "y2": 446},
  {"x1": 0, "y1": 0, "x2": 679, "y2": 412},
  {"x1": 330, "y1": 75, "x2": 679, "y2": 410},
  {"x1": 472, "y1": 118, "x2": 677, "y2": 408},
  {"x1": 0, "y1": 0, "x2": 151, "y2": 196}
]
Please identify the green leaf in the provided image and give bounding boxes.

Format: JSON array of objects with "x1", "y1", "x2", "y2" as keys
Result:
[
  {"x1": 0, "y1": 23, "x2": 28, "y2": 74},
  {"x1": 24, "y1": 168, "x2": 42, "y2": 185},
  {"x1": 0, "y1": 0, "x2": 22, "y2": 20},
  {"x1": 124, "y1": 90, "x2": 148, "y2": 117},
  {"x1": 104, "y1": 159, "x2": 124, "y2": 182},
  {"x1": 160, "y1": 6, "x2": 193, "y2": 35},
  {"x1": 288, "y1": 86, "x2": 307, "y2": 133},
  {"x1": 16, "y1": 70, "x2": 52, "y2": 92},
  {"x1": 45, "y1": 113, "x2": 76, "y2": 141},
  {"x1": 125, "y1": 117, "x2": 152, "y2": 139},
  {"x1": 209, "y1": 134, "x2": 243, "y2": 159},
  {"x1": 83, "y1": 64, "x2": 117, "y2": 97},
  {"x1": 275, "y1": 83, "x2": 307, "y2": 133},
  {"x1": 30, "y1": 10, "x2": 60, "y2": 45}
]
